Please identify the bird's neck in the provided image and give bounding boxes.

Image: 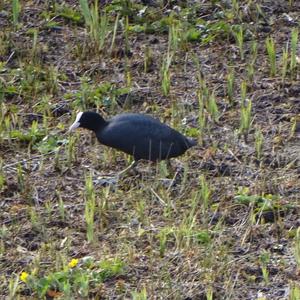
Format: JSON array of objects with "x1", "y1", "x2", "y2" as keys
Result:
[{"x1": 89, "y1": 120, "x2": 107, "y2": 132}]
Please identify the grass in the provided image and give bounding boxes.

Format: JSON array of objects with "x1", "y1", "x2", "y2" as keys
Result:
[
  {"x1": 79, "y1": 0, "x2": 110, "y2": 53},
  {"x1": 265, "y1": 36, "x2": 276, "y2": 77},
  {"x1": 197, "y1": 91, "x2": 206, "y2": 145},
  {"x1": 281, "y1": 44, "x2": 289, "y2": 84},
  {"x1": 255, "y1": 128, "x2": 264, "y2": 160},
  {"x1": 12, "y1": 0, "x2": 20, "y2": 30},
  {"x1": 290, "y1": 28, "x2": 299, "y2": 76},
  {"x1": 0, "y1": 1, "x2": 299, "y2": 299},
  {"x1": 232, "y1": 25, "x2": 244, "y2": 60},
  {"x1": 18, "y1": 257, "x2": 125, "y2": 298},
  {"x1": 161, "y1": 52, "x2": 173, "y2": 97},
  {"x1": 226, "y1": 68, "x2": 235, "y2": 105},
  {"x1": 239, "y1": 86, "x2": 252, "y2": 141},
  {"x1": 84, "y1": 173, "x2": 96, "y2": 242}
]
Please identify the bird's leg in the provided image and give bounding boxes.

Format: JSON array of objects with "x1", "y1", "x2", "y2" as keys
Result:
[
  {"x1": 93, "y1": 161, "x2": 137, "y2": 185},
  {"x1": 118, "y1": 160, "x2": 138, "y2": 176}
]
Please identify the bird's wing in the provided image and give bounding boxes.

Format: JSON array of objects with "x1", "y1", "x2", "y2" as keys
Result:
[
  {"x1": 97, "y1": 120, "x2": 149, "y2": 153},
  {"x1": 98, "y1": 117, "x2": 188, "y2": 159}
]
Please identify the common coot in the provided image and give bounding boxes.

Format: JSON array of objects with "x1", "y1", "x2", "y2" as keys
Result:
[{"x1": 69, "y1": 111, "x2": 196, "y2": 173}]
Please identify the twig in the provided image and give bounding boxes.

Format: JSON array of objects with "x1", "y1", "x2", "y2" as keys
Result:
[
  {"x1": 150, "y1": 188, "x2": 167, "y2": 207},
  {"x1": 227, "y1": 149, "x2": 242, "y2": 164},
  {"x1": 3, "y1": 149, "x2": 57, "y2": 170}
]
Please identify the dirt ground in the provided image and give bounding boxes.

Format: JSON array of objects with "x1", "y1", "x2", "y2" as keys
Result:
[{"x1": 1, "y1": 0, "x2": 300, "y2": 299}]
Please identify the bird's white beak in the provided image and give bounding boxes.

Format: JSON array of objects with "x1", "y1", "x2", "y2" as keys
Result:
[
  {"x1": 68, "y1": 112, "x2": 83, "y2": 132},
  {"x1": 68, "y1": 121, "x2": 80, "y2": 132}
]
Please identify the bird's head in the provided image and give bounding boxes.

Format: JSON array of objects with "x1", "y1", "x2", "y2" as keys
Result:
[{"x1": 68, "y1": 111, "x2": 106, "y2": 132}]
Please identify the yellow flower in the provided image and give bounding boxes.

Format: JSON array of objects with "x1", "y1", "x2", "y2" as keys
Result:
[
  {"x1": 68, "y1": 258, "x2": 79, "y2": 268},
  {"x1": 20, "y1": 272, "x2": 29, "y2": 283}
]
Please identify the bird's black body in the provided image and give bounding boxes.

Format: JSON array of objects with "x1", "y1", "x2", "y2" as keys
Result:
[{"x1": 70, "y1": 111, "x2": 196, "y2": 162}]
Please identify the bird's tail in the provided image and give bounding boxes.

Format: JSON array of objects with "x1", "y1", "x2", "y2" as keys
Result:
[{"x1": 187, "y1": 137, "x2": 197, "y2": 148}]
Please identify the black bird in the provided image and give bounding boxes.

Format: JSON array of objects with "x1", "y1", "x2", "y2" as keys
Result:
[{"x1": 69, "y1": 111, "x2": 197, "y2": 174}]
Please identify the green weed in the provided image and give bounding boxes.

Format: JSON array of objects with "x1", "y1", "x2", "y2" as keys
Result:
[
  {"x1": 289, "y1": 117, "x2": 297, "y2": 140},
  {"x1": 110, "y1": 13, "x2": 120, "y2": 54},
  {"x1": 226, "y1": 69, "x2": 235, "y2": 105},
  {"x1": 206, "y1": 287, "x2": 213, "y2": 300},
  {"x1": 84, "y1": 173, "x2": 96, "y2": 242},
  {"x1": 143, "y1": 46, "x2": 153, "y2": 73},
  {"x1": 12, "y1": 0, "x2": 21, "y2": 29},
  {"x1": 17, "y1": 163, "x2": 24, "y2": 192},
  {"x1": 265, "y1": 37, "x2": 276, "y2": 76},
  {"x1": 8, "y1": 274, "x2": 19, "y2": 300},
  {"x1": 294, "y1": 227, "x2": 300, "y2": 270},
  {"x1": 97, "y1": 186, "x2": 111, "y2": 230},
  {"x1": 168, "y1": 21, "x2": 180, "y2": 52},
  {"x1": 290, "y1": 28, "x2": 298, "y2": 76},
  {"x1": 255, "y1": 128, "x2": 264, "y2": 160},
  {"x1": 67, "y1": 135, "x2": 76, "y2": 167},
  {"x1": 158, "y1": 227, "x2": 172, "y2": 257},
  {"x1": 124, "y1": 15, "x2": 130, "y2": 56},
  {"x1": 57, "y1": 191, "x2": 65, "y2": 221},
  {"x1": 161, "y1": 52, "x2": 173, "y2": 96},
  {"x1": 251, "y1": 40, "x2": 258, "y2": 63},
  {"x1": 28, "y1": 207, "x2": 41, "y2": 229},
  {"x1": 197, "y1": 91, "x2": 206, "y2": 145},
  {"x1": 79, "y1": 0, "x2": 110, "y2": 52},
  {"x1": 56, "y1": 4, "x2": 82, "y2": 23},
  {"x1": 246, "y1": 64, "x2": 254, "y2": 83},
  {"x1": 207, "y1": 91, "x2": 219, "y2": 123},
  {"x1": 259, "y1": 250, "x2": 270, "y2": 283},
  {"x1": 0, "y1": 159, "x2": 5, "y2": 190},
  {"x1": 199, "y1": 174, "x2": 211, "y2": 212},
  {"x1": 232, "y1": 25, "x2": 244, "y2": 60},
  {"x1": 239, "y1": 99, "x2": 252, "y2": 142},
  {"x1": 19, "y1": 257, "x2": 125, "y2": 298},
  {"x1": 290, "y1": 282, "x2": 300, "y2": 300},
  {"x1": 30, "y1": 29, "x2": 38, "y2": 62},
  {"x1": 234, "y1": 189, "x2": 286, "y2": 224},
  {"x1": 131, "y1": 286, "x2": 147, "y2": 300},
  {"x1": 240, "y1": 81, "x2": 247, "y2": 105},
  {"x1": 231, "y1": 0, "x2": 241, "y2": 20},
  {"x1": 281, "y1": 44, "x2": 289, "y2": 83}
]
